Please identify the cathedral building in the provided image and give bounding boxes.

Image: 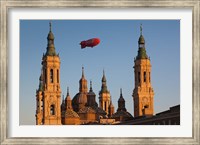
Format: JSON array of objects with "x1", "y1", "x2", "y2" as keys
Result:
[
  {"x1": 35, "y1": 22, "x2": 179, "y2": 125},
  {"x1": 35, "y1": 22, "x2": 144, "y2": 125}
]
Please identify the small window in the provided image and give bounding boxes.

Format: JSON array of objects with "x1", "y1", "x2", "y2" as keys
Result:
[
  {"x1": 104, "y1": 102, "x2": 107, "y2": 111},
  {"x1": 57, "y1": 69, "x2": 59, "y2": 83},
  {"x1": 50, "y1": 69, "x2": 53, "y2": 83},
  {"x1": 144, "y1": 72, "x2": 146, "y2": 82},
  {"x1": 50, "y1": 105, "x2": 55, "y2": 115},
  {"x1": 45, "y1": 69, "x2": 47, "y2": 84},
  {"x1": 138, "y1": 72, "x2": 140, "y2": 83},
  {"x1": 41, "y1": 99, "x2": 43, "y2": 111},
  {"x1": 149, "y1": 72, "x2": 151, "y2": 82}
]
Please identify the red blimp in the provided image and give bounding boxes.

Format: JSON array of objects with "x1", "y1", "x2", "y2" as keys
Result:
[{"x1": 80, "y1": 38, "x2": 100, "y2": 49}]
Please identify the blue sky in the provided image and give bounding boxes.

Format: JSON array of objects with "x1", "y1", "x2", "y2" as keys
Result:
[{"x1": 20, "y1": 20, "x2": 180, "y2": 125}]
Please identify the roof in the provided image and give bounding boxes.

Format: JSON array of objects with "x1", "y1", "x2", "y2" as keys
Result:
[
  {"x1": 92, "y1": 106, "x2": 107, "y2": 116},
  {"x1": 65, "y1": 109, "x2": 80, "y2": 118},
  {"x1": 112, "y1": 110, "x2": 133, "y2": 119},
  {"x1": 78, "y1": 107, "x2": 96, "y2": 114}
]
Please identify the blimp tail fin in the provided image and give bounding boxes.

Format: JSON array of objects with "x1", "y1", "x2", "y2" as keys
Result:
[{"x1": 80, "y1": 41, "x2": 86, "y2": 49}]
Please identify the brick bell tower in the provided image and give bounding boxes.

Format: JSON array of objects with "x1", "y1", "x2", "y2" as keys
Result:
[
  {"x1": 132, "y1": 24, "x2": 154, "y2": 117},
  {"x1": 36, "y1": 22, "x2": 61, "y2": 125},
  {"x1": 99, "y1": 70, "x2": 111, "y2": 115}
]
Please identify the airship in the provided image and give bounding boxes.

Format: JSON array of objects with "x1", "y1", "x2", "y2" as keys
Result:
[{"x1": 80, "y1": 38, "x2": 100, "y2": 49}]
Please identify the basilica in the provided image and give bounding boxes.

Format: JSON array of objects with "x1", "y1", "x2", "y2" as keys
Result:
[{"x1": 35, "y1": 22, "x2": 172, "y2": 125}]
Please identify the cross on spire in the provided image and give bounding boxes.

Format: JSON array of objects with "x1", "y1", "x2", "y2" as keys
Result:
[
  {"x1": 140, "y1": 23, "x2": 143, "y2": 35},
  {"x1": 49, "y1": 21, "x2": 52, "y2": 32}
]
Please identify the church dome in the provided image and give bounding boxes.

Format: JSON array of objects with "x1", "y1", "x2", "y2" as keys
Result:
[
  {"x1": 78, "y1": 93, "x2": 87, "y2": 105},
  {"x1": 72, "y1": 93, "x2": 79, "y2": 103}
]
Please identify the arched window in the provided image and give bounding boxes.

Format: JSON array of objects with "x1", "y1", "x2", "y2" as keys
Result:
[
  {"x1": 50, "y1": 105, "x2": 55, "y2": 115},
  {"x1": 104, "y1": 102, "x2": 107, "y2": 111},
  {"x1": 144, "y1": 71, "x2": 146, "y2": 82},
  {"x1": 57, "y1": 69, "x2": 59, "y2": 83},
  {"x1": 149, "y1": 72, "x2": 151, "y2": 82},
  {"x1": 44, "y1": 69, "x2": 47, "y2": 84},
  {"x1": 41, "y1": 99, "x2": 43, "y2": 111},
  {"x1": 50, "y1": 69, "x2": 53, "y2": 83},
  {"x1": 138, "y1": 72, "x2": 140, "y2": 83}
]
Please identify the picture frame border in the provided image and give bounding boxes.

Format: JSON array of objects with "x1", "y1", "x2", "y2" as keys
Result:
[{"x1": 0, "y1": 0, "x2": 199, "y2": 144}]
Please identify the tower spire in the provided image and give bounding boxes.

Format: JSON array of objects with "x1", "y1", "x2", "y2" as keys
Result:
[
  {"x1": 49, "y1": 21, "x2": 52, "y2": 32},
  {"x1": 99, "y1": 69, "x2": 111, "y2": 115},
  {"x1": 120, "y1": 88, "x2": 122, "y2": 96},
  {"x1": 82, "y1": 66, "x2": 85, "y2": 78},
  {"x1": 67, "y1": 87, "x2": 69, "y2": 96},
  {"x1": 79, "y1": 66, "x2": 88, "y2": 93},
  {"x1": 46, "y1": 21, "x2": 56, "y2": 56},
  {"x1": 102, "y1": 69, "x2": 106, "y2": 82},
  {"x1": 90, "y1": 80, "x2": 93, "y2": 91},
  {"x1": 100, "y1": 69, "x2": 109, "y2": 93},
  {"x1": 136, "y1": 24, "x2": 148, "y2": 60}
]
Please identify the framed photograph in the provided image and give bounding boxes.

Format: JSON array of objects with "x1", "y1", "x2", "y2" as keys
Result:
[{"x1": 1, "y1": 0, "x2": 199, "y2": 144}]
